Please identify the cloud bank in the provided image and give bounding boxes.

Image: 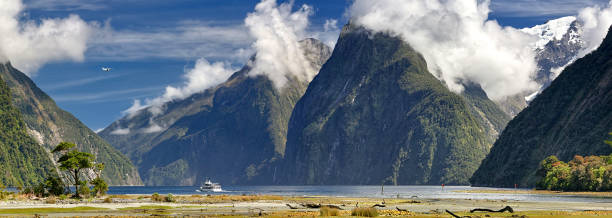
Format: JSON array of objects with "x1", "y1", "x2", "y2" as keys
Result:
[
  {"x1": 245, "y1": 0, "x2": 319, "y2": 89},
  {"x1": 0, "y1": 0, "x2": 94, "y2": 74},
  {"x1": 577, "y1": 1, "x2": 612, "y2": 57},
  {"x1": 350, "y1": 0, "x2": 539, "y2": 100}
]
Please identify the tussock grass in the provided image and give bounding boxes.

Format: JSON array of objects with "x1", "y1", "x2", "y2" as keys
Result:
[
  {"x1": 320, "y1": 206, "x2": 340, "y2": 216},
  {"x1": 351, "y1": 207, "x2": 378, "y2": 217}
]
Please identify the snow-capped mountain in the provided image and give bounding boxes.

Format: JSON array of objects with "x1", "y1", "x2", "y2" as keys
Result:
[{"x1": 498, "y1": 17, "x2": 586, "y2": 114}]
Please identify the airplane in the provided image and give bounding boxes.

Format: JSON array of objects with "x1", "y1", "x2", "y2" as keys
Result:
[{"x1": 102, "y1": 67, "x2": 112, "y2": 72}]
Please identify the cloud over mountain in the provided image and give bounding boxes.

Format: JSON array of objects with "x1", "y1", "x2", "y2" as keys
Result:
[
  {"x1": 350, "y1": 0, "x2": 540, "y2": 100},
  {"x1": 0, "y1": 0, "x2": 94, "y2": 74}
]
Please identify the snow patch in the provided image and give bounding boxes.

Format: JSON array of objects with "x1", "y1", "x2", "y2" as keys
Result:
[{"x1": 522, "y1": 16, "x2": 577, "y2": 50}]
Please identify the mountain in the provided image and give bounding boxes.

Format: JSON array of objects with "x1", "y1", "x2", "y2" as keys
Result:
[
  {"x1": 0, "y1": 73, "x2": 56, "y2": 187},
  {"x1": 0, "y1": 63, "x2": 142, "y2": 186},
  {"x1": 276, "y1": 24, "x2": 509, "y2": 185},
  {"x1": 470, "y1": 26, "x2": 612, "y2": 188},
  {"x1": 100, "y1": 39, "x2": 331, "y2": 185},
  {"x1": 498, "y1": 17, "x2": 585, "y2": 116}
]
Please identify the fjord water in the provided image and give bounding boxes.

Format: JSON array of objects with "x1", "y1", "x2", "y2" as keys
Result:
[{"x1": 107, "y1": 186, "x2": 612, "y2": 203}]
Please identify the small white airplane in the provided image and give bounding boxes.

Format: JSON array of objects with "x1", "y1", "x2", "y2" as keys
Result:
[{"x1": 101, "y1": 67, "x2": 112, "y2": 72}]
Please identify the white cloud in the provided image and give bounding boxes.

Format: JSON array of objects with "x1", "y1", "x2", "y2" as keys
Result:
[
  {"x1": 0, "y1": 0, "x2": 94, "y2": 75},
  {"x1": 312, "y1": 19, "x2": 341, "y2": 48},
  {"x1": 577, "y1": 1, "x2": 612, "y2": 57},
  {"x1": 123, "y1": 58, "x2": 236, "y2": 117},
  {"x1": 110, "y1": 127, "x2": 130, "y2": 135},
  {"x1": 142, "y1": 121, "x2": 164, "y2": 133},
  {"x1": 350, "y1": 0, "x2": 539, "y2": 100},
  {"x1": 244, "y1": 0, "x2": 318, "y2": 89}
]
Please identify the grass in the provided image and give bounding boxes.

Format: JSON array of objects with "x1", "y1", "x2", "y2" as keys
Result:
[
  {"x1": 455, "y1": 189, "x2": 612, "y2": 197},
  {"x1": 351, "y1": 207, "x2": 378, "y2": 217},
  {"x1": 118, "y1": 205, "x2": 174, "y2": 210},
  {"x1": 320, "y1": 206, "x2": 340, "y2": 216},
  {"x1": 0, "y1": 207, "x2": 106, "y2": 214}
]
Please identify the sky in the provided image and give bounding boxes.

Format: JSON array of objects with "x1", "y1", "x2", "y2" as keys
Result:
[{"x1": 8, "y1": 0, "x2": 612, "y2": 131}]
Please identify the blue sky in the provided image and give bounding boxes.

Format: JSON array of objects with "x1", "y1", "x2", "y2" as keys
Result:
[{"x1": 18, "y1": 0, "x2": 610, "y2": 131}]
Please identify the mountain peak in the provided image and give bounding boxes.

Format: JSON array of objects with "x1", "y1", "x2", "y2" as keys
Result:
[{"x1": 522, "y1": 16, "x2": 581, "y2": 50}]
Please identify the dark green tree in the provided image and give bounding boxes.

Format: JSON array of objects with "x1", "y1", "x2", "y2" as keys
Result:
[
  {"x1": 44, "y1": 176, "x2": 65, "y2": 196},
  {"x1": 52, "y1": 142, "x2": 94, "y2": 198}
]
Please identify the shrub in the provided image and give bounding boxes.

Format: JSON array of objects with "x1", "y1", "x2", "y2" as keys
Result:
[
  {"x1": 45, "y1": 176, "x2": 65, "y2": 196},
  {"x1": 33, "y1": 183, "x2": 47, "y2": 197},
  {"x1": 164, "y1": 193, "x2": 175, "y2": 202},
  {"x1": 152, "y1": 192, "x2": 162, "y2": 202},
  {"x1": 20, "y1": 187, "x2": 33, "y2": 195},
  {"x1": 0, "y1": 182, "x2": 10, "y2": 200},
  {"x1": 77, "y1": 180, "x2": 91, "y2": 198},
  {"x1": 91, "y1": 178, "x2": 108, "y2": 197},
  {"x1": 320, "y1": 206, "x2": 340, "y2": 216},
  {"x1": 351, "y1": 207, "x2": 378, "y2": 217},
  {"x1": 103, "y1": 197, "x2": 112, "y2": 203},
  {"x1": 59, "y1": 194, "x2": 68, "y2": 201}
]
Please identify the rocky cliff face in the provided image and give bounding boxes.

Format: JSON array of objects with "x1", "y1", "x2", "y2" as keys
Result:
[
  {"x1": 0, "y1": 63, "x2": 142, "y2": 186},
  {"x1": 0, "y1": 72, "x2": 55, "y2": 186},
  {"x1": 277, "y1": 25, "x2": 509, "y2": 185},
  {"x1": 100, "y1": 39, "x2": 331, "y2": 185},
  {"x1": 471, "y1": 26, "x2": 612, "y2": 188}
]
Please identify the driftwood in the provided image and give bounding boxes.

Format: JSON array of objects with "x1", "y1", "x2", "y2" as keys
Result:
[
  {"x1": 470, "y1": 206, "x2": 514, "y2": 213},
  {"x1": 301, "y1": 203, "x2": 321, "y2": 208},
  {"x1": 446, "y1": 210, "x2": 471, "y2": 218},
  {"x1": 372, "y1": 204, "x2": 386, "y2": 208},
  {"x1": 396, "y1": 207, "x2": 408, "y2": 212},
  {"x1": 285, "y1": 204, "x2": 298, "y2": 209}
]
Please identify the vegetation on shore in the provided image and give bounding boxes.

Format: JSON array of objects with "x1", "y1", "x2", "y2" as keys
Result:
[{"x1": 536, "y1": 133, "x2": 612, "y2": 191}]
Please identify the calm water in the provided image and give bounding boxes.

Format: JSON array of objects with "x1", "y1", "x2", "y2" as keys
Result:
[{"x1": 105, "y1": 186, "x2": 612, "y2": 203}]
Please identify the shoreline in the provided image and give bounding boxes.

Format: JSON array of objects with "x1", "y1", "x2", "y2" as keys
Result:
[{"x1": 1, "y1": 194, "x2": 611, "y2": 217}]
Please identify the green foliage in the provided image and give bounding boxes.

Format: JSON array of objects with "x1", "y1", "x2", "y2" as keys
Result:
[
  {"x1": 164, "y1": 193, "x2": 175, "y2": 202},
  {"x1": 1, "y1": 63, "x2": 140, "y2": 186},
  {"x1": 0, "y1": 72, "x2": 55, "y2": 187},
  {"x1": 77, "y1": 180, "x2": 91, "y2": 198},
  {"x1": 351, "y1": 207, "x2": 378, "y2": 217},
  {"x1": 33, "y1": 183, "x2": 46, "y2": 197},
  {"x1": 151, "y1": 192, "x2": 162, "y2": 202},
  {"x1": 52, "y1": 142, "x2": 75, "y2": 153},
  {"x1": 537, "y1": 155, "x2": 612, "y2": 191},
  {"x1": 0, "y1": 181, "x2": 10, "y2": 200},
  {"x1": 53, "y1": 142, "x2": 95, "y2": 198},
  {"x1": 91, "y1": 178, "x2": 108, "y2": 197},
  {"x1": 605, "y1": 132, "x2": 612, "y2": 147},
  {"x1": 44, "y1": 176, "x2": 65, "y2": 196}
]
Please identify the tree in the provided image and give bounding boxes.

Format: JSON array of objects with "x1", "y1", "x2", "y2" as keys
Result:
[
  {"x1": 91, "y1": 163, "x2": 108, "y2": 196},
  {"x1": 44, "y1": 176, "x2": 66, "y2": 196},
  {"x1": 52, "y1": 142, "x2": 94, "y2": 198}
]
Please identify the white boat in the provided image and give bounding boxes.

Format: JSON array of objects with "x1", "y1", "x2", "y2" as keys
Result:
[{"x1": 199, "y1": 178, "x2": 222, "y2": 192}]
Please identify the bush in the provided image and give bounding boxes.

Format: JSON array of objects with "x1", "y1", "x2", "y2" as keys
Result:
[
  {"x1": 59, "y1": 194, "x2": 68, "y2": 200},
  {"x1": 351, "y1": 207, "x2": 378, "y2": 217},
  {"x1": 77, "y1": 180, "x2": 91, "y2": 198},
  {"x1": 20, "y1": 187, "x2": 33, "y2": 195},
  {"x1": 152, "y1": 192, "x2": 162, "y2": 202},
  {"x1": 33, "y1": 183, "x2": 46, "y2": 197},
  {"x1": 45, "y1": 176, "x2": 65, "y2": 196},
  {"x1": 164, "y1": 193, "x2": 175, "y2": 202},
  {"x1": 91, "y1": 178, "x2": 108, "y2": 197},
  {"x1": 0, "y1": 182, "x2": 10, "y2": 200},
  {"x1": 103, "y1": 197, "x2": 112, "y2": 203},
  {"x1": 320, "y1": 206, "x2": 340, "y2": 216}
]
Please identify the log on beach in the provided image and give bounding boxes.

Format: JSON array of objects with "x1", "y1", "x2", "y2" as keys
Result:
[{"x1": 470, "y1": 206, "x2": 514, "y2": 213}]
